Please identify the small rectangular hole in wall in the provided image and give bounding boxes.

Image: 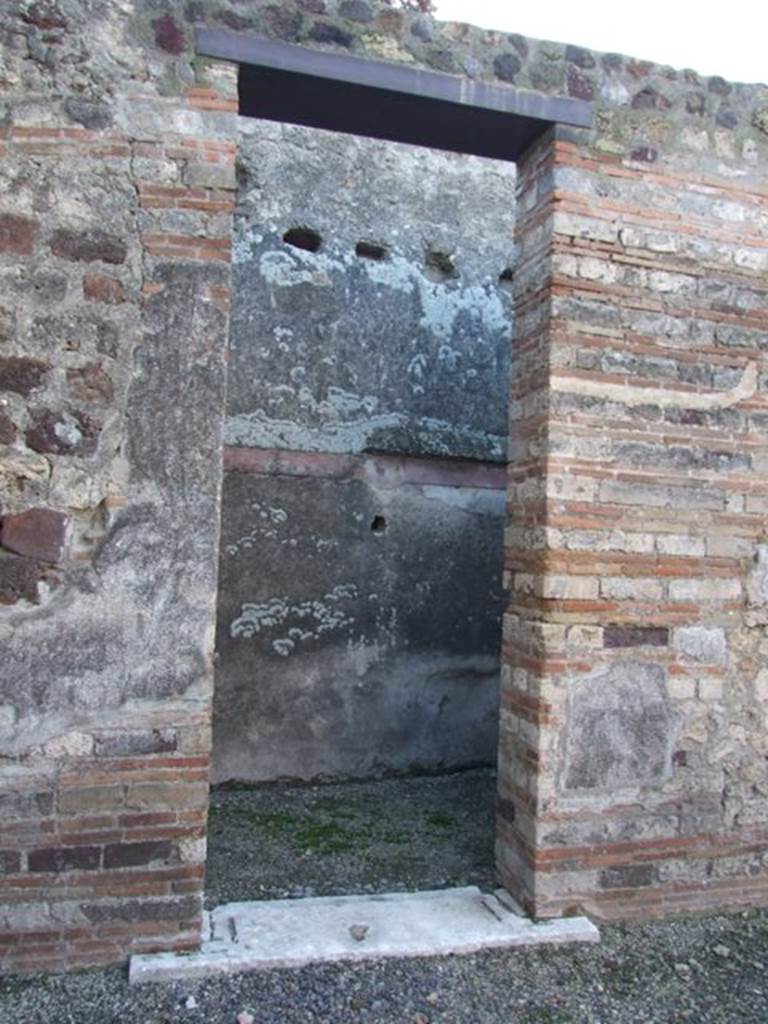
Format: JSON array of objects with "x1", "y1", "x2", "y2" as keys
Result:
[
  {"x1": 284, "y1": 226, "x2": 322, "y2": 252},
  {"x1": 356, "y1": 240, "x2": 389, "y2": 261}
]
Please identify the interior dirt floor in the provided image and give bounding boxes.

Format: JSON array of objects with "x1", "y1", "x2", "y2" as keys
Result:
[{"x1": 203, "y1": 767, "x2": 497, "y2": 908}]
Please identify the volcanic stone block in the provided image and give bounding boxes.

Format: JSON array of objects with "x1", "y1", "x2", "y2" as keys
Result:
[
  {"x1": 0, "y1": 213, "x2": 38, "y2": 255},
  {"x1": 66, "y1": 363, "x2": 114, "y2": 404},
  {"x1": 0, "y1": 356, "x2": 49, "y2": 397},
  {"x1": 561, "y1": 661, "x2": 678, "y2": 792},
  {"x1": 27, "y1": 845, "x2": 101, "y2": 873},
  {"x1": 50, "y1": 228, "x2": 127, "y2": 265},
  {"x1": 0, "y1": 553, "x2": 45, "y2": 604},
  {"x1": 83, "y1": 274, "x2": 125, "y2": 304},
  {"x1": 25, "y1": 408, "x2": 99, "y2": 456}
]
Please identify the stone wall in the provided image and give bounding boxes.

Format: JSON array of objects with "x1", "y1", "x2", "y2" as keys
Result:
[
  {"x1": 0, "y1": 0, "x2": 239, "y2": 974},
  {"x1": 0, "y1": 0, "x2": 767, "y2": 974},
  {"x1": 213, "y1": 120, "x2": 514, "y2": 782},
  {"x1": 500, "y1": 123, "x2": 768, "y2": 920}
]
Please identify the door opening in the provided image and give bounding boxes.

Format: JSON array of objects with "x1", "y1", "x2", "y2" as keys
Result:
[
  {"x1": 192, "y1": 26, "x2": 590, "y2": 920},
  {"x1": 207, "y1": 111, "x2": 514, "y2": 907}
]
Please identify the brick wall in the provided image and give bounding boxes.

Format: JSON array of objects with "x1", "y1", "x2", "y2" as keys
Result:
[
  {"x1": 499, "y1": 126, "x2": 768, "y2": 919},
  {"x1": 0, "y1": 0, "x2": 238, "y2": 973},
  {"x1": 1, "y1": 0, "x2": 768, "y2": 974}
]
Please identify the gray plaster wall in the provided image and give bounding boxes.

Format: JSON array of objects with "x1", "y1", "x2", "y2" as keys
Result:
[
  {"x1": 226, "y1": 119, "x2": 516, "y2": 463},
  {"x1": 213, "y1": 120, "x2": 516, "y2": 782}
]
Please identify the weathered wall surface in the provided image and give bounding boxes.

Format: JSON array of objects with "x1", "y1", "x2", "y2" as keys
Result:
[
  {"x1": 216, "y1": 452, "x2": 505, "y2": 782},
  {"x1": 501, "y1": 120, "x2": 768, "y2": 920},
  {"x1": 1, "y1": 0, "x2": 768, "y2": 976},
  {"x1": 0, "y1": 0, "x2": 239, "y2": 973},
  {"x1": 214, "y1": 120, "x2": 514, "y2": 782},
  {"x1": 228, "y1": 121, "x2": 514, "y2": 462}
]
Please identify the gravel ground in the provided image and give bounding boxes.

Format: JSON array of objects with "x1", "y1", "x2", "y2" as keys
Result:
[
  {"x1": 2, "y1": 769, "x2": 767, "y2": 1023},
  {"x1": 2, "y1": 910, "x2": 767, "y2": 1023}
]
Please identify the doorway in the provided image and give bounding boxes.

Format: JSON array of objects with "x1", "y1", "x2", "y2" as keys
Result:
[
  {"x1": 190, "y1": 27, "x2": 590, "y2": 920},
  {"x1": 206, "y1": 112, "x2": 515, "y2": 906}
]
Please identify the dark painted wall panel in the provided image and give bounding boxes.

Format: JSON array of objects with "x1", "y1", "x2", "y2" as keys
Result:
[{"x1": 214, "y1": 469, "x2": 504, "y2": 782}]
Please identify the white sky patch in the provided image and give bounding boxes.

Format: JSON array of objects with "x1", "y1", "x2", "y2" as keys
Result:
[{"x1": 433, "y1": 0, "x2": 767, "y2": 86}]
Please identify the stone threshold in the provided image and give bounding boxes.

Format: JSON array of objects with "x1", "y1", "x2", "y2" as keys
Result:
[{"x1": 129, "y1": 887, "x2": 599, "y2": 984}]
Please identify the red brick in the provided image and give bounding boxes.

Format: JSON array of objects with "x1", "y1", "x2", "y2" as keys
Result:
[
  {"x1": 59, "y1": 830, "x2": 123, "y2": 845},
  {"x1": 28, "y1": 845, "x2": 101, "y2": 873},
  {"x1": 0, "y1": 508, "x2": 69, "y2": 564}
]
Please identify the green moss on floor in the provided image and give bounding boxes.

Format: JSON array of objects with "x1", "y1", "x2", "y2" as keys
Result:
[
  {"x1": 426, "y1": 810, "x2": 456, "y2": 830},
  {"x1": 210, "y1": 797, "x2": 413, "y2": 855}
]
